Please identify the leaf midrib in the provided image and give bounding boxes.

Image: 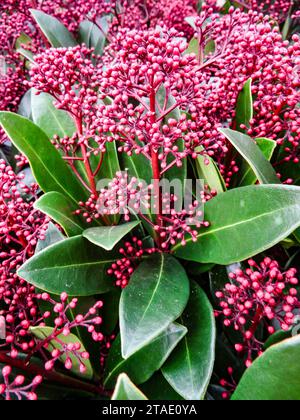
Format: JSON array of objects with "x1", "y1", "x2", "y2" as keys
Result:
[{"x1": 174, "y1": 204, "x2": 300, "y2": 250}]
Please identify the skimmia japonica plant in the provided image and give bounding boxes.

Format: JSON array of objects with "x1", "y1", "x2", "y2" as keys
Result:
[{"x1": 0, "y1": 0, "x2": 300, "y2": 402}]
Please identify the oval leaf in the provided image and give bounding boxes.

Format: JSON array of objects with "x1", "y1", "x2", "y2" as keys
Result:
[
  {"x1": 196, "y1": 153, "x2": 226, "y2": 194},
  {"x1": 219, "y1": 128, "x2": 279, "y2": 185},
  {"x1": 31, "y1": 90, "x2": 76, "y2": 138},
  {"x1": 35, "y1": 222, "x2": 65, "y2": 253},
  {"x1": 30, "y1": 9, "x2": 77, "y2": 48},
  {"x1": 18, "y1": 236, "x2": 115, "y2": 296},
  {"x1": 79, "y1": 18, "x2": 109, "y2": 56},
  {"x1": 232, "y1": 336, "x2": 300, "y2": 400},
  {"x1": 239, "y1": 137, "x2": 277, "y2": 186},
  {"x1": 174, "y1": 185, "x2": 300, "y2": 265},
  {"x1": 83, "y1": 221, "x2": 140, "y2": 251},
  {"x1": 35, "y1": 192, "x2": 84, "y2": 237},
  {"x1": 104, "y1": 323, "x2": 187, "y2": 389},
  {"x1": 120, "y1": 254, "x2": 190, "y2": 358},
  {"x1": 162, "y1": 282, "x2": 216, "y2": 400},
  {"x1": 30, "y1": 326, "x2": 93, "y2": 380},
  {"x1": 112, "y1": 374, "x2": 148, "y2": 400},
  {"x1": 235, "y1": 78, "x2": 253, "y2": 131},
  {"x1": 0, "y1": 112, "x2": 88, "y2": 205}
]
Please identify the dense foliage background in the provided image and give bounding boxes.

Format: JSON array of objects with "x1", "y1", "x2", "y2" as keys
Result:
[{"x1": 0, "y1": 0, "x2": 300, "y2": 401}]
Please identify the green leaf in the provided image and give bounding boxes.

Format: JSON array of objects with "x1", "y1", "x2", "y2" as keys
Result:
[
  {"x1": 15, "y1": 33, "x2": 32, "y2": 49},
  {"x1": 96, "y1": 141, "x2": 121, "y2": 224},
  {"x1": 104, "y1": 323, "x2": 187, "y2": 389},
  {"x1": 30, "y1": 9, "x2": 77, "y2": 48},
  {"x1": 34, "y1": 192, "x2": 84, "y2": 237},
  {"x1": 120, "y1": 151, "x2": 152, "y2": 185},
  {"x1": 232, "y1": 336, "x2": 300, "y2": 400},
  {"x1": 97, "y1": 142, "x2": 120, "y2": 182},
  {"x1": 83, "y1": 221, "x2": 140, "y2": 251},
  {"x1": 120, "y1": 254, "x2": 190, "y2": 358},
  {"x1": 196, "y1": 153, "x2": 226, "y2": 194},
  {"x1": 219, "y1": 128, "x2": 279, "y2": 185},
  {"x1": 30, "y1": 326, "x2": 93, "y2": 380},
  {"x1": 0, "y1": 112, "x2": 87, "y2": 205},
  {"x1": 18, "y1": 236, "x2": 115, "y2": 296},
  {"x1": 112, "y1": 374, "x2": 148, "y2": 400},
  {"x1": 185, "y1": 38, "x2": 199, "y2": 55},
  {"x1": 174, "y1": 185, "x2": 300, "y2": 265},
  {"x1": 162, "y1": 282, "x2": 216, "y2": 400},
  {"x1": 78, "y1": 18, "x2": 109, "y2": 56},
  {"x1": 235, "y1": 78, "x2": 253, "y2": 131},
  {"x1": 17, "y1": 47, "x2": 35, "y2": 63},
  {"x1": 263, "y1": 329, "x2": 293, "y2": 350},
  {"x1": 239, "y1": 137, "x2": 277, "y2": 186},
  {"x1": 31, "y1": 90, "x2": 76, "y2": 139},
  {"x1": 18, "y1": 89, "x2": 33, "y2": 119},
  {"x1": 140, "y1": 373, "x2": 183, "y2": 400},
  {"x1": 35, "y1": 222, "x2": 65, "y2": 253},
  {"x1": 101, "y1": 288, "x2": 121, "y2": 336},
  {"x1": 120, "y1": 152, "x2": 155, "y2": 233}
]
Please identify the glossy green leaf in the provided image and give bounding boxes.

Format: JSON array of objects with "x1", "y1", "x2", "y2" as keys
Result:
[
  {"x1": 18, "y1": 236, "x2": 115, "y2": 296},
  {"x1": 120, "y1": 254, "x2": 190, "y2": 358},
  {"x1": 18, "y1": 89, "x2": 33, "y2": 119},
  {"x1": 120, "y1": 152, "x2": 155, "y2": 233},
  {"x1": 31, "y1": 90, "x2": 76, "y2": 139},
  {"x1": 239, "y1": 137, "x2": 277, "y2": 186},
  {"x1": 263, "y1": 329, "x2": 293, "y2": 350},
  {"x1": 0, "y1": 112, "x2": 88, "y2": 205},
  {"x1": 111, "y1": 374, "x2": 148, "y2": 400},
  {"x1": 97, "y1": 141, "x2": 120, "y2": 182},
  {"x1": 35, "y1": 222, "x2": 65, "y2": 253},
  {"x1": 140, "y1": 373, "x2": 183, "y2": 400},
  {"x1": 30, "y1": 9, "x2": 77, "y2": 48},
  {"x1": 196, "y1": 153, "x2": 226, "y2": 194},
  {"x1": 174, "y1": 185, "x2": 300, "y2": 265},
  {"x1": 34, "y1": 192, "x2": 84, "y2": 237},
  {"x1": 235, "y1": 78, "x2": 253, "y2": 131},
  {"x1": 185, "y1": 38, "x2": 199, "y2": 55},
  {"x1": 162, "y1": 282, "x2": 216, "y2": 400},
  {"x1": 79, "y1": 18, "x2": 109, "y2": 56},
  {"x1": 104, "y1": 323, "x2": 187, "y2": 388},
  {"x1": 101, "y1": 288, "x2": 121, "y2": 336},
  {"x1": 17, "y1": 47, "x2": 35, "y2": 63},
  {"x1": 120, "y1": 151, "x2": 152, "y2": 185},
  {"x1": 83, "y1": 221, "x2": 140, "y2": 251},
  {"x1": 97, "y1": 141, "x2": 121, "y2": 224},
  {"x1": 30, "y1": 326, "x2": 93, "y2": 380},
  {"x1": 232, "y1": 336, "x2": 300, "y2": 400},
  {"x1": 219, "y1": 128, "x2": 279, "y2": 185}
]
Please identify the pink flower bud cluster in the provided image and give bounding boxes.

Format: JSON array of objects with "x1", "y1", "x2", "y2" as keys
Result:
[
  {"x1": 215, "y1": 258, "x2": 300, "y2": 366},
  {"x1": 96, "y1": 27, "x2": 228, "y2": 164},
  {"x1": 79, "y1": 171, "x2": 210, "y2": 249},
  {"x1": 147, "y1": 0, "x2": 198, "y2": 35},
  {"x1": 107, "y1": 238, "x2": 158, "y2": 288},
  {"x1": 0, "y1": 365, "x2": 42, "y2": 400},
  {"x1": 190, "y1": 8, "x2": 300, "y2": 177},
  {"x1": 0, "y1": 160, "x2": 49, "y2": 354},
  {"x1": 34, "y1": 292, "x2": 104, "y2": 374},
  {"x1": 30, "y1": 46, "x2": 99, "y2": 122}
]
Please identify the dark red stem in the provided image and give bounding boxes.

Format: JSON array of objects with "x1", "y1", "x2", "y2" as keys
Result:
[{"x1": 0, "y1": 353, "x2": 102, "y2": 396}]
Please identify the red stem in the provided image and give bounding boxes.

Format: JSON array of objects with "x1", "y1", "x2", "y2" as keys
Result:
[
  {"x1": 0, "y1": 353, "x2": 102, "y2": 396},
  {"x1": 74, "y1": 117, "x2": 98, "y2": 197},
  {"x1": 248, "y1": 307, "x2": 264, "y2": 337},
  {"x1": 149, "y1": 88, "x2": 163, "y2": 246}
]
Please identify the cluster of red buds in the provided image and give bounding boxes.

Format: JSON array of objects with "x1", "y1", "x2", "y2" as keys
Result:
[
  {"x1": 32, "y1": 292, "x2": 104, "y2": 374},
  {"x1": 0, "y1": 365, "x2": 42, "y2": 401},
  {"x1": 215, "y1": 258, "x2": 300, "y2": 367},
  {"x1": 107, "y1": 238, "x2": 158, "y2": 288}
]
